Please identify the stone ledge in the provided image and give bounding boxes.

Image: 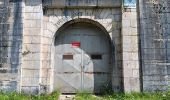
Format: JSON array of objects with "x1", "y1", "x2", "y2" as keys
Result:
[{"x1": 43, "y1": 0, "x2": 121, "y2": 8}]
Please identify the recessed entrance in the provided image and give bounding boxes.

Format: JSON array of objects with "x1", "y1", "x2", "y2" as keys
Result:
[{"x1": 54, "y1": 21, "x2": 112, "y2": 93}]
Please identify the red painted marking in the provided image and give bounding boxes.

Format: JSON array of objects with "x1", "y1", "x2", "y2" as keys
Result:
[{"x1": 71, "y1": 41, "x2": 80, "y2": 48}]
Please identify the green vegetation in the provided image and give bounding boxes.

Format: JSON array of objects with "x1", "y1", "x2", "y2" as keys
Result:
[
  {"x1": 0, "y1": 91, "x2": 60, "y2": 100},
  {"x1": 0, "y1": 91, "x2": 170, "y2": 100},
  {"x1": 75, "y1": 92, "x2": 170, "y2": 100}
]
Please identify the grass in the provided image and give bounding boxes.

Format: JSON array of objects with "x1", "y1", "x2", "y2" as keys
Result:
[
  {"x1": 0, "y1": 91, "x2": 170, "y2": 100},
  {"x1": 75, "y1": 92, "x2": 170, "y2": 100},
  {"x1": 0, "y1": 91, "x2": 60, "y2": 100}
]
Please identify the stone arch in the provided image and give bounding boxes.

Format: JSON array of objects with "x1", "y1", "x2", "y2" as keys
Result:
[
  {"x1": 55, "y1": 18, "x2": 112, "y2": 41},
  {"x1": 45, "y1": 17, "x2": 114, "y2": 40},
  {"x1": 48, "y1": 18, "x2": 117, "y2": 92},
  {"x1": 40, "y1": 17, "x2": 124, "y2": 93}
]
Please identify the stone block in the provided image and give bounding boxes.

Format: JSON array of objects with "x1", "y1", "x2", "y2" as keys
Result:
[
  {"x1": 124, "y1": 77, "x2": 140, "y2": 92},
  {"x1": 42, "y1": 52, "x2": 51, "y2": 60},
  {"x1": 114, "y1": 37, "x2": 121, "y2": 45},
  {"x1": 22, "y1": 44, "x2": 41, "y2": 53},
  {"x1": 123, "y1": 67, "x2": 133, "y2": 77},
  {"x1": 22, "y1": 69, "x2": 40, "y2": 77},
  {"x1": 24, "y1": 28, "x2": 41, "y2": 35},
  {"x1": 113, "y1": 14, "x2": 121, "y2": 22},
  {"x1": 0, "y1": 81, "x2": 12, "y2": 91},
  {"x1": 41, "y1": 44, "x2": 52, "y2": 53},
  {"x1": 22, "y1": 52, "x2": 40, "y2": 61},
  {"x1": 24, "y1": 20, "x2": 37, "y2": 28},
  {"x1": 123, "y1": 60, "x2": 139, "y2": 69},
  {"x1": 115, "y1": 53, "x2": 122, "y2": 61},
  {"x1": 25, "y1": 6, "x2": 42, "y2": 13},
  {"x1": 122, "y1": 36, "x2": 138, "y2": 47},
  {"x1": 123, "y1": 52, "x2": 139, "y2": 61},
  {"x1": 130, "y1": 19, "x2": 137, "y2": 28},
  {"x1": 122, "y1": 12, "x2": 136, "y2": 20},
  {"x1": 41, "y1": 77, "x2": 50, "y2": 85},
  {"x1": 122, "y1": 19, "x2": 131, "y2": 28},
  {"x1": 41, "y1": 68, "x2": 51, "y2": 78},
  {"x1": 43, "y1": 0, "x2": 121, "y2": 8},
  {"x1": 22, "y1": 77, "x2": 39, "y2": 87},
  {"x1": 111, "y1": 29, "x2": 121, "y2": 38},
  {"x1": 132, "y1": 69, "x2": 139, "y2": 78},
  {"x1": 42, "y1": 60, "x2": 51, "y2": 68},
  {"x1": 22, "y1": 61, "x2": 40, "y2": 69},
  {"x1": 24, "y1": 20, "x2": 42, "y2": 28},
  {"x1": 25, "y1": 12, "x2": 42, "y2": 20},
  {"x1": 43, "y1": 29, "x2": 54, "y2": 38},
  {"x1": 123, "y1": 42, "x2": 138, "y2": 52},
  {"x1": 21, "y1": 86, "x2": 39, "y2": 94},
  {"x1": 42, "y1": 37, "x2": 53, "y2": 45},
  {"x1": 23, "y1": 35, "x2": 41, "y2": 44}
]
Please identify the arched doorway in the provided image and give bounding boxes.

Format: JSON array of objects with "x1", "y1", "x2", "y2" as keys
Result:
[{"x1": 53, "y1": 20, "x2": 113, "y2": 93}]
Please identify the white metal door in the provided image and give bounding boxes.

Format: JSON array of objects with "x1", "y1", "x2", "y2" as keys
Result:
[
  {"x1": 54, "y1": 23, "x2": 111, "y2": 93},
  {"x1": 54, "y1": 33, "x2": 82, "y2": 93},
  {"x1": 81, "y1": 35, "x2": 111, "y2": 93}
]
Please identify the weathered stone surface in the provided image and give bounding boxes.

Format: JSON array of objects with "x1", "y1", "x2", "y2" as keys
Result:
[
  {"x1": 139, "y1": 0, "x2": 170, "y2": 92},
  {"x1": 42, "y1": 7, "x2": 123, "y2": 92},
  {"x1": 21, "y1": 0, "x2": 43, "y2": 94},
  {"x1": 0, "y1": 0, "x2": 138, "y2": 93},
  {"x1": 0, "y1": 0, "x2": 23, "y2": 92},
  {"x1": 122, "y1": 9, "x2": 140, "y2": 92},
  {"x1": 0, "y1": 0, "x2": 169, "y2": 94},
  {"x1": 43, "y1": 0, "x2": 121, "y2": 8}
]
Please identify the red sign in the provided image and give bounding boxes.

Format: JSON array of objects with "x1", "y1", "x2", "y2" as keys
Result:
[{"x1": 71, "y1": 41, "x2": 80, "y2": 48}]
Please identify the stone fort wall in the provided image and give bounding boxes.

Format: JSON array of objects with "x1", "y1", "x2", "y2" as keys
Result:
[
  {"x1": 139, "y1": 0, "x2": 170, "y2": 91},
  {"x1": 0, "y1": 0, "x2": 23, "y2": 92},
  {"x1": 0, "y1": 0, "x2": 169, "y2": 94}
]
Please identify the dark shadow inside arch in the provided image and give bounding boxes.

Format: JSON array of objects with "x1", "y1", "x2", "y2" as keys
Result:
[{"x1": 53, "y1": 18, "x2": 115, "y2": 94}]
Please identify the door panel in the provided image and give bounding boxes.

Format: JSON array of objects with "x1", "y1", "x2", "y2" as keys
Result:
[
  {"x1": 92, "y1": 55, "x2": 110, "y2": 72},
  {"x1": 81, "y1": 36, "x2": 101, "y2": 53},
  {"x1": 54, "y1": 54, "x2": 82, "y2": 93},
  {"x1": 54, "y1": 73, "x2": 82, "y2": 93},
  {"x1": 54, "y1": 31, "x2": 82, "y2": 93},
  {"x1": 81, "y1": 34, "x2": 110, "y2": 93},
  {"x1": 82, "y1": 73, "x2": 94, "y2": 92},
  {"x1": 62, "y1": 35, "x2": 81, "y2": 54},
  {"x1": 54, "y1": 23, "x2": 111, "y2": 93}
]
